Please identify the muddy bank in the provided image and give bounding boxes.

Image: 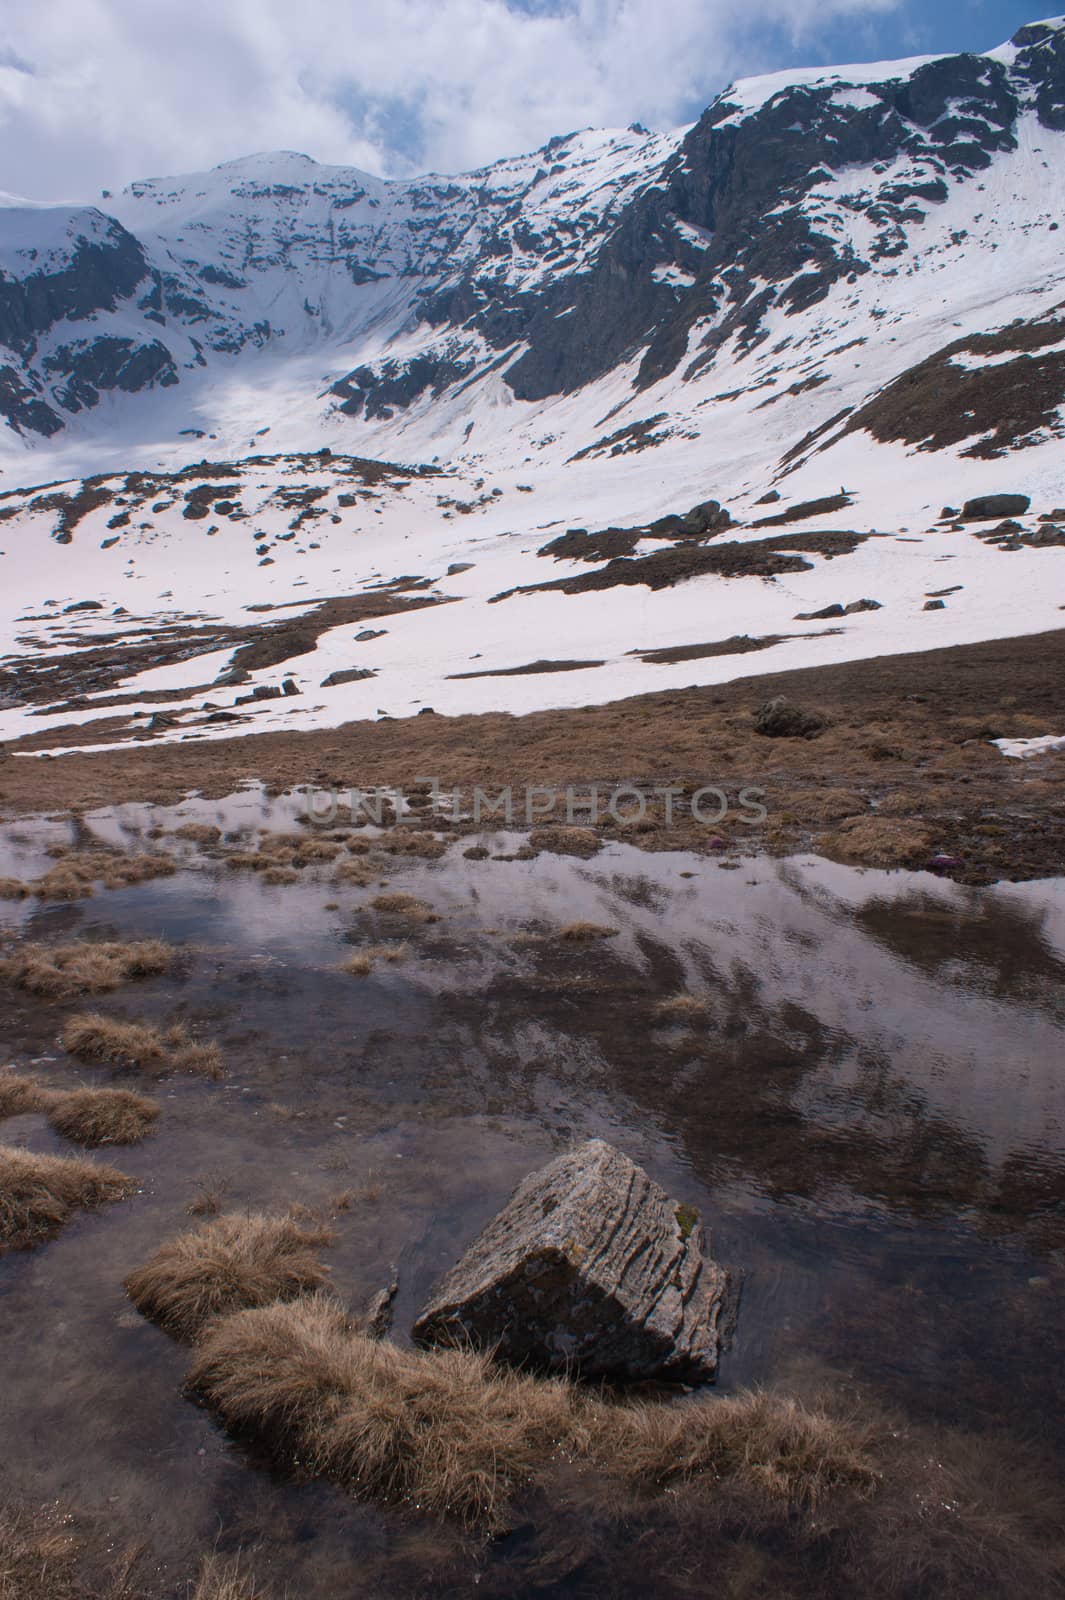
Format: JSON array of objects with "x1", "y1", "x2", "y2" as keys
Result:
[{"x1": 3, "y1": 631, "x2": 1065, "y2": 885}]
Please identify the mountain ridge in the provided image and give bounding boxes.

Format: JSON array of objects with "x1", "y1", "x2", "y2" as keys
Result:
[{"x1": 0, "y1": 14, "x2": 1062, "y2": 472}]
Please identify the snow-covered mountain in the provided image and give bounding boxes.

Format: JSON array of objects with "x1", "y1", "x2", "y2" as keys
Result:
[{"x1": 1, "y1": 19, "x2": 1064, "y2": 751}]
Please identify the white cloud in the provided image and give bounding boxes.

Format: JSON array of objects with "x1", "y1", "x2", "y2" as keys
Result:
[{"x1": 0, "y1": 0, "x2": 904, "y2": 200}]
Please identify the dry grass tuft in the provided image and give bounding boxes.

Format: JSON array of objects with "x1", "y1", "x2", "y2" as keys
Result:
[
  {"x1": 341, "y1": 943, "x2": 411, "y2": 977},
  {"x1": 0, "y1": 1073, "x2": 158, "y2": 1146},
  {"x1": 46, "y1": 1087, "x2": 158, "y2": 1147},
  {"x1": 528, "y1": 826, "x2": 602, "y2": 858},
  {"x1": 293, "y1": 838, "x2": 344, "y2": 865},
  {"x1": 559, "y1": 921, "x2": 619, "y2": 941},
  {"x1": 380, "y1": 831, "x2": 447, "y2": 859},
  {"x1": 174, "y1": 823, "x2": 223, "y2": 845},
  {"x1": 189, "y1": 1293, "x2": 581, "y2": 1528},
  {"x1": 125, "y1": 1213, "x2": 335, "y2": 1342},
  {"x1": 0, "y1": 1144, "x2": 134, "y2": 1251},
  {"x1": 652, "y1": 993, "x2": 710, "y2": 1023},
  {"x1": 0, "y1": 1072, "x2": 45, "y2": 1119},
  {"x1": 596, "y1": 1389, "x2": 877, "y2": 1508},
  {"x1": 0, "y1": 877, "x2": 31, "y2": 900},
  {"x1": 191, "y1": 1552, "x2": 269, "y2": 1600},
  {"x1": 370, "y1": 892, "x2": 437, "y2": 922},
  {"x1": 0, "y1": 939, "x2": 172, "y2": 1000},
  {"x1": 61, "y1": 1014, "x2": 223, "y2": 1079},
  {"x1": 342, "y1": 952, "x2": 373, "y2": 976},
  {"x1": 333, "y1": 859, "x2": 377, "y2": 886},
  {"x1": 261, "y1": 865, "x2": 300, "y2": 885}
]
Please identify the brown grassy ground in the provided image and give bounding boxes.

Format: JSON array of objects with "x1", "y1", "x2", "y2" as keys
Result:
[
  {"x1": 125, "y1": 1213, "x2": 335, "y2": 1341},
  {"x1": 61, "y1": 1015, "x2": 223, "y2": 1079},
  {"x1": 0, "y1": 940, "x2": 172, "y2": 1000},
  {"x1": 2, "y1": 632, "x2": 1064, "y2": 882},
  {"x1": 0, "y1": 1146, "x2": 134, "y2": 1250}
]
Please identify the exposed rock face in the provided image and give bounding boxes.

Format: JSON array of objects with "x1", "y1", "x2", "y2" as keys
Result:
[
  {"x1": 412, "y1": 1140, "x2": 728, "y2": 1382},
  {"x1": 754, "y1": 696, "x2": 826, "y2": 737}
]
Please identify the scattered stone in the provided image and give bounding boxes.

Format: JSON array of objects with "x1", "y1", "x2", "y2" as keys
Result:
[
  {"x1": 364, "y1": 1278, "x2": 399, "y2": 1340},
  {"x1": 413, "y1": 1140, "x2": 728, "y2": 1382},
  {"x1": 960, "y1": 493, "x2": 1031, "y2": 520},
  {"x1": 924, "y1": 599, "x2": 946, "y2": 611},
  {"x1": 754, "y1": 697, "x2": 825, "y2": 738},
  {"x1": 755, "y1": 489, "x2": 782, "y2": 505},
  {"x1": 282, "y1": 678, "x2": 299, "y2": 696},
  {"x1": 235, "y1": 684, "x2": 284, "y2": 705},
  {"x1": 795, "y1": 598, "x2": 881, "y2": 620},
  {"x1": 796, "y1": 603, "x2": 845, "y2": 620},
  {"x1": 355, "y1": 629, "x2": 387, "y2": 642},
  {"x1": 321, "y1": 667, "x2": 376, "y2": 688},
  {"x1": 417, "y1": 706, "x2": 436, "y2": 715},
  {"x1": 63, "y1": 600, "x2": 103, "y2": 613},
  {"x1": 446, "y1": 562, "x2": 475, "y2": 575}
]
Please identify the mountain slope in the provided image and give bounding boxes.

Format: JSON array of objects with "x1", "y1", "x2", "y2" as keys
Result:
[{"x1": 0, "y1": 20, "x2": 1063, "y2": 754}]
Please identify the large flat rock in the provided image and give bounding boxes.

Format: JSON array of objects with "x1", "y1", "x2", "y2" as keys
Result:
[{"x1": 412, "y1": 1140, "x2": 728, "y2": 1381}]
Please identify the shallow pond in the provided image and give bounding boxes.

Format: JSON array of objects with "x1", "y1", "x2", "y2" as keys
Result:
[{"x1": 1, "y1": 789, "x2": 1064, "y2": 1596}]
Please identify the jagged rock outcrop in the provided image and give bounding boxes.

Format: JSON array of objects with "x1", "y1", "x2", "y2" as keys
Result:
[{"x1": 412, "y1": 1139, "x2": 728, "y2": 1381}]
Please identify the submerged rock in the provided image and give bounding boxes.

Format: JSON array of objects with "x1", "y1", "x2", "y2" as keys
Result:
[{"x1": 412, "y1": 1140, "x2": 728, "y2": 1382}]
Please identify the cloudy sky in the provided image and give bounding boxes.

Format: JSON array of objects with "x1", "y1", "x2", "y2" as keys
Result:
[{"x1": 0, "y1": 0, "x2": 1044, "y2": 199}]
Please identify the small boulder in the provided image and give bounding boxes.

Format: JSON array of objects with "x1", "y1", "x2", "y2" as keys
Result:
[
  {"x1": 413, "y1": 1140, "x2": 728, "y2": 1382},
  {"x1": 321, "y1": 667, "x2": 376, "y2": 688},
  {"x1": 924, "y1": 599, "x2": 946, "y2": 611},
  {"x1": 960, "y1": 493, "x2": 1031, "y2": 521},
  {"x1": 754, "y1": 697, "x2": 825, "y2": 738},
  {"x1": 796, "y1": 603, "x2": 845, "y2": 620}
]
